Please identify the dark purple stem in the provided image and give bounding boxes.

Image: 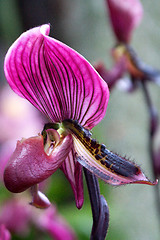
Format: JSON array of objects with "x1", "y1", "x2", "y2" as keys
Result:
[
  {"x1": 83, "y1": 167, "x2": 109, "y2": 240},
  {"x1": 141, "y1": 80, "x2": 160, "y2": 221}
]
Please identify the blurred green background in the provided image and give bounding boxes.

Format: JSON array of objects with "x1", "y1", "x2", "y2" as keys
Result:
[{"x1": 0, "y1": 0, "x2": 160, "y2": 239}]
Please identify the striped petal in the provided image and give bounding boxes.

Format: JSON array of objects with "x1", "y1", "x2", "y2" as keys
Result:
[
  {"x1": 4, "y1": 134, "x2": 73, "y2": 193},
  {"x1": 60, "y1": 149, "x2": 84, "y2": 209},
  {"x1": 4, "y1": 24, "x2": 109, "y2": 129}
]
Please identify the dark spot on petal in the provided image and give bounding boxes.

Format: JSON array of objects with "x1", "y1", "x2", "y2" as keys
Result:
[
  {"x1": 91, "y1": 139, "x2": 97, "y2": 147},
  {"x1": 100, "y1": 160, "x2": 105, "y2": 165},
  {"x1": 95, "y1": 154, "x2": 102, "y2": 160},
  {"x1": 101, "y1": 152, "x2": 107, "y2": 158},
  {"x1": 101, "y1": 160, "x2": 110, "y2": 168},
  {"x1": 101, "y1": 144, "x2": 106, "y2": 151},
  {"x1": 104, "y1": 150, "x2": 140, "y2": 177},
  {"x1": 95, "y1": 149, "x2": 99, "y2": 155},
  {"x1": 85, "y1": 136, "x2": 90, "y2": 142}
]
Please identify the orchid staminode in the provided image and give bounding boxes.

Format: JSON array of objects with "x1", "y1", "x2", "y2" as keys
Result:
[{"x1": 3, "y1": 24, "x2": 156, "y2": 209}]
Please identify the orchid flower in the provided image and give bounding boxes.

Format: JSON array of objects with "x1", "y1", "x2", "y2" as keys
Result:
[
  {"x1": 101, "y1": 0, "x2": 144, "y2": 91},
  {"x1": 105, "y1": 0, "x2": 160, "y2": 223},
  {"x1": 3, "y1": 24, "x2": 156, "y2": 210},
  {"x1": 95, "y1": 0, "x2": 143, "y2": 90},
  {"x1": 102, "y1": 0, "x2": 160, "y2": 91}
]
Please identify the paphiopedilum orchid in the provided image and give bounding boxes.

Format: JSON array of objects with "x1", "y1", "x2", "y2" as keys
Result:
[
  {"x1": 104, "y1": 0, "x2": 160, "y2": 90},
  {"x1": 3, "y1": 24, "x2": 156, "y2": 210},
  {"x1": 95, "y1": 0, "x2": 144, "y2": 91},
  {"x1": 103, "y1": 0, "x2": 160, "y2": 225}
]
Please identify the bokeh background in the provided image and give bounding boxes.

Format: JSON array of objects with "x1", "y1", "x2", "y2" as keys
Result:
[{"x1": 0, "y1": 0, "x2": 160, "y2": 239}]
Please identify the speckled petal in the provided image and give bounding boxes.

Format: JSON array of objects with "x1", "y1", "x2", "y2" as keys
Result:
[{"x1": 72, "y1": 135, "x2": 157, "y2": 186}]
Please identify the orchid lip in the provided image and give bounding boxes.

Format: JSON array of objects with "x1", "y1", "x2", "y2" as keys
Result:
[{"x1": 4, "y1": 134, "x2": 73, "y2": 193}]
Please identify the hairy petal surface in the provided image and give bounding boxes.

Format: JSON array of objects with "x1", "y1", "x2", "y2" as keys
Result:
[
  {"x1": 62, "y1": 119, "x2": 156, "y2": 185},
  {"x1": 72, "y1": 136, "x2": 156, "y2": 186},
  {"x1": 60, "y1": 149, "x2": 84, "y2": 209},
  {"x1": 4, "y1": 134, "x2": 73, "y2": 193},
  {"x1": 4, "y1": 24, "x2": 109, "y2": 129},
  {"x1": 74, "y1": 138, "x2": 156, "y2": 185},
  {"x1": 106, "y1": 0, "x2": 143, "y2": 43}
]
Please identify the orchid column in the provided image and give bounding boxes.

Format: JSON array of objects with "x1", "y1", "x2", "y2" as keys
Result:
[{"x1": 3, "y1": 24, "x2": 156, "y2": 239}]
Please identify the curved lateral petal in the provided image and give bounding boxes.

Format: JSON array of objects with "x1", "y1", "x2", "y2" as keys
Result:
[
  {"x1": 72, "y1": 135, "x2": 156, "y2": 186},
  {"x1": 4, "y1": 24, "x2": 109, "y2": 129},
  {"x1": 60, "y1": 149, "x2": 84, "y2": 209},
  {"x1": 4, "y1": 134, "x2": 73, "y2": 193}
]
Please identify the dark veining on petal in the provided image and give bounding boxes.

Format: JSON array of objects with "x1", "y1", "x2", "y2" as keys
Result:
[
  {"x1": 52, "y1": 43, "x2": 86, "y2": 123},
  {"x1": 52, "y1": 44, "x2": 76, "y2": 120},
  {"x1": 12, "y1": 37, "x2": 46, "y2": 114},
  {"x1": 45, "y1": 51, "x2": 67, "y2": 121},
  {"x1": 28, "y1": 38, "x2": 51, "y2": 116}
]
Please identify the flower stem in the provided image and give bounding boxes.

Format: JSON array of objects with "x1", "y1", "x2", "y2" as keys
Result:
[
  {"x1": 83, "y1": 167, "x2": 109, "y2": 240},
  {"x1": 141, "y1": 80, "x2": 160, "y2": 223}
]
